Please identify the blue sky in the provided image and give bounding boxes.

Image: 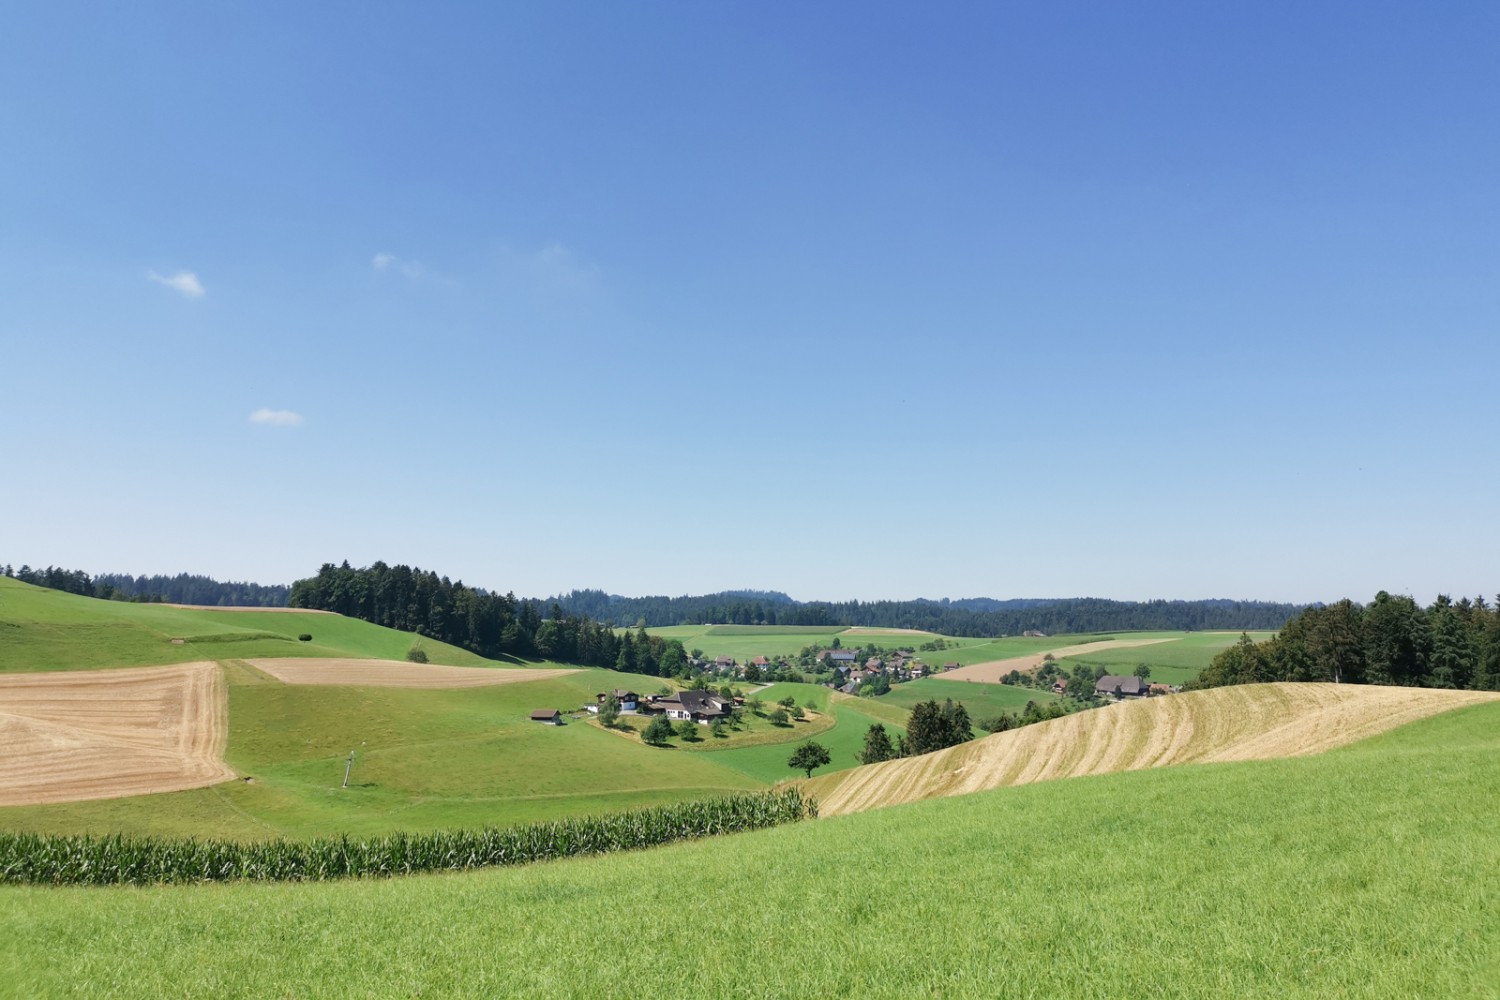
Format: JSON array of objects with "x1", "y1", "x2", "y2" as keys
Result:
[{"x1": 2, "y1": 2, "x2": 1496, "y2": 603}]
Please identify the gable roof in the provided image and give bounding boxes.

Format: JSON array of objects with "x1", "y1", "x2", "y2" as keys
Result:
[
  {"x1": 676, "y1": 689, "x2": 731, "y2": 716},
  {"x1": 1095, "y1": 675, "x2": 1148, "y2": 696},
  {"x1": 529, "y1": 708, "x2": 560, "y2": 720}
]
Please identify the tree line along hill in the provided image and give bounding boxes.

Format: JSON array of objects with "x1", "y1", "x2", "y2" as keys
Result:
[
  {"x1": 2, "y1": 562, "x2": 1302, "y2": 636},
  {"x1": 546, "y1": 589, "x2": 1302, "y2": 635},
  {"x1": 1194, "y1": 591, "x2": 1500, "y2": 692}
]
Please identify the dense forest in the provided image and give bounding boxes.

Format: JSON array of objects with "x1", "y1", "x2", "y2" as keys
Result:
[
  {"x1": 1194, "y1": 591, "x2": 1500, "y2": 691},
  {"x1": 288, "y1": 561, "x2": 689, "y2": 675},
  {"x1": 549, "y1": 589, "x2": 1303, "y2": 635},
  {"x1": 0, "y1": 565, "x2": 288, "y2": 606}
]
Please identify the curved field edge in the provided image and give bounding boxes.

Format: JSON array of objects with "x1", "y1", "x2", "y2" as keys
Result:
[
  {"x1": 4, "y1": 703, "x2": 1497, "y2": 999},
  {"x1": 804, "y1": 682, "x2": 1500, "y2": 815}
]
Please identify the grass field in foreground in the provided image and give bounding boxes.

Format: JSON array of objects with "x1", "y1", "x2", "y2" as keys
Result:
[
  {"x1": 0, "y1": 667, "x2": 760, "y2": 840},
  {"x1": 5, "y1": 703, "x2": 1495, "y2": 998},
  {"x1": 0, "y1": 576, "x2": 491, "y2": 671}
]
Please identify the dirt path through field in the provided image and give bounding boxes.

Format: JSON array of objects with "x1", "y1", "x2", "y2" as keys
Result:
[
  {"x1": 246, "y1": 658, "x2": 581, "y2": 689},
  {"x1": 805, "y1": 683, "x2": 1499, "y2": 816},
  {"x1": 942, "y1": 638, "x2": 1177, "y2": 683},
  {"x1": 0, "y1": 662, "x2": 235, "y2": 806}
]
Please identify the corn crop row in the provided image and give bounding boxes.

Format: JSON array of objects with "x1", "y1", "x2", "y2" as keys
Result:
[{"x1": 0, "y1": 788, "x2": 816, "y2": 886}]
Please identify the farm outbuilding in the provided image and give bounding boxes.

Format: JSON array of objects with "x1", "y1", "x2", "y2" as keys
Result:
[{"x1": 529, "y1": 709, "x2": 562, "y2": 725}]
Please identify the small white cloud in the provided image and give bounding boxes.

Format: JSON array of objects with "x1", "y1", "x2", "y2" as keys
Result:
[
  {"x1": 148, "y1": 270, "x2": 206, "y2": 298},
  {"x1": 372, "y1": 252, "x2": 426, "y2": 279},
  {"x1": 248, "y1": 408, "x2": 304, "y2": 427}
]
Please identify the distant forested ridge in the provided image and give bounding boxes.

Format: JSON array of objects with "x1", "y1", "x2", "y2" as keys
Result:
[
  {"x1": 93, "y1": 573, "x2": 289, "y2": 607},
  {"x1": 0, "y1": 565, "x2": 287, "y2": 606},
  {"x1": 547, "y1": 590, "x2": 1303, "y2": 635},
  {"x1": 288, "y1": 562, "x2": 687, "y2": 674},
  {"x1": 1194, "y1": 592, "x2": 1500, "y2": 691}
]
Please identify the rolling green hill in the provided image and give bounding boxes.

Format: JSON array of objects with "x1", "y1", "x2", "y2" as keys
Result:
[
  {"x1": 5, "y1": 701, "x2": 1496, "y2": 998},
  {"x1": 0, "y1": 576, "x2": 490, "y2": 671}
]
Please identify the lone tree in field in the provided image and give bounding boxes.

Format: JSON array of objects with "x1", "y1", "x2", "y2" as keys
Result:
[
  {"x1": 788, "y1": 740, "x2": 832, "y2": 778},
  {"x1": 858, "y1": 723, "x2": 896, "y2": 764},
  {"x1": 598, "y1": 692, "x2": 621, "y2": 728},
  {"x1": 676, "y1": 718, "x2": 700, "y2": 742},
  {"x1": 406, "y1": 646, "x2": 428, "y2": 663},
  {"x1": 769, "y1": 708, "x2": 791, "y2": 727},
  {"x1": 643, "y1": 715, "x2": 675, "y2": 746}
]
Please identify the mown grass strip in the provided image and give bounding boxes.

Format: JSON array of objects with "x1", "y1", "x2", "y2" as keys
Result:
[{"x1": 0, "y1": 789, "x2": 815, "y2": 886}]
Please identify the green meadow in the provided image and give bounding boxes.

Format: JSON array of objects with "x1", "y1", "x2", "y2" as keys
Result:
[
  {"x1": 6, "y1": 702, "x2": 1495, "y2": 998},
  {"x1": 1058, "y1": 629, "x2": 1279, "y2": 685},
  {"x1": 873, "y1": 675, "x2": 1060, "y2": 720},
  {"x1": 0, "y1": 576, "x2": 489, "y2": 671},
  {"x1": 0, "y1": 666, "x2": 763, "y2": 841}
]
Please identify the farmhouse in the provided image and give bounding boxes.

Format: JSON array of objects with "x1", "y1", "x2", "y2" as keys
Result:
[
  {"x1": 658, "y1": 689, "x2": 734, "y2": 725},
  {"x1": 597, "y1": 689, "x2": 640, "y2": 710},
  {"x1": 529, "y1": 709, "x2": 562, "y2": 725},
  {"x1": 1095, "y1": 676, "x2": 1149, "y2": 699},
  {"x1": 828, "y1": 650, "x2": 858, "y2": 665},
  {"x1": 943, "y1": 662, "x2": 960, "y2": 671}
]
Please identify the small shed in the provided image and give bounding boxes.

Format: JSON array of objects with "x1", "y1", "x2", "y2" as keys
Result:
[{"x1": 529, "y1": 708, "x2": 562, "y2": 725}]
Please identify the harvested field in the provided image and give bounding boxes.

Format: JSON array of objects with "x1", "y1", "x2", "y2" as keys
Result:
[
  {"x1": 943, "y1": 638, "x2": 1175, "y2": 682},
  {"x1": 245, "y1": 658, "x2": 580, "y2": 689},
  {"x1": 0, "y1": 662, "x2": 234, "y2": 806},
  {"x1": 806, "y1": 682, "x2": 1500, "y2": 816}
]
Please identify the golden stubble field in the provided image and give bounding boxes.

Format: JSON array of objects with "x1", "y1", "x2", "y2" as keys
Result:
[
  {"x1": 806, "y1": 682, "x2": 1500, "y2": 816},
  {"x1": 0, "y1": 661, "x2": 235, "y2": 806}
]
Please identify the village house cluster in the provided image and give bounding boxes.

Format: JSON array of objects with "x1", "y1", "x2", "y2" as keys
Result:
[{"x1": 583, "y1": 688, "x2": 744, "y2": 724}]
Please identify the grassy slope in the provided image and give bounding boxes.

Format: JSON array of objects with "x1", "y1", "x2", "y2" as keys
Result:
[
  {"x1": 0, "y1": 576, "x2": 490, "y2": 671},
  {"x1": 5, "y1": 703, "x2": 1496, "y2": 999},
  {"x1": 872, "y1": 675, "x2": 1059, "y2": 719},
  {"x1": 0, "y1": 666, "x2": 762, "y2": 840},
  {"x1": 1058, "y1": 629, "x2": 1279, "y2": 685}
]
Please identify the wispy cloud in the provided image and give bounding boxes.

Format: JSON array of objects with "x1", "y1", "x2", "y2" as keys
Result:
[
  {"x1": 496, "y1": 242, "x2": 600, "y2": 296},
  {"x1": 248, "y1": 408, "x2": 304, "y2": 427},
  {"x1": 148, "y1": 270, "x2": 206, "y2": 298},
  {"x1": 372, "y1": 252, "x2": 428, "y2": 280}
]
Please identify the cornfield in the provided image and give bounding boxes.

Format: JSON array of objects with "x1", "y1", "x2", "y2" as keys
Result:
[{"x1": 0, "y1": 788, "x2": 816, "y2": 886}]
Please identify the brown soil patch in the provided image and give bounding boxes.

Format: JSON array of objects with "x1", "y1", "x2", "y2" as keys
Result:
[
  {"x1": 806, "y1": 683, "x2": 1500, "y2": 816},
  {"x1": 245, "y1": 658, "x2": 581, "y2": 689},
  {"x1": 165, "y1": 604, "x2": 334, "y2": 613},
  {"x1": 0, "y1": 662, "x2": 235, "y2": 806},
  {"x1": 942, "y1": 638, "x2": 1176, "y2": 683}
]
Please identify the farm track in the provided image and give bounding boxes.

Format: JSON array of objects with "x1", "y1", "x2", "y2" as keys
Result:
[
  {"x1": 806, "y1": 682, "x2": 1500, "y2": 816},
  {"x1": 245, "y1": 658, "x2": 581, "y2": 688},
  {"x1": 0, "y1": 662, "x2": 234, "y2": 805},
  {"x1": 942, "y1": 638, "x2": 1177, "y2": 683}
]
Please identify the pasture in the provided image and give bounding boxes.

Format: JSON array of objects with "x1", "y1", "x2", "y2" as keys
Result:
[
  {"x1": 0, "y1": 576, "x2": 488, "y2": 672},
  {"x1": 0, "y1": 667, "x2": 761, "y2": 840},
  {"x1": 6, "y1": 701, "x2": 1497, "y2": 998},
  {"x1": 871, "y1": 675, "x2": 1059, "y2": 721},
  {"x1": 1057, "y1": 629, "x2": 1278, "y2": 685}
]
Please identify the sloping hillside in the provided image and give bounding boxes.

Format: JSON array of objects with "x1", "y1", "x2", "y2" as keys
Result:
[
  {"x1": 806, "y1": 682, "x2": 1500, "y2": 815},
  {"x1": 7, "y1": 702, "x2": 1499, "y2": 998},
  {"x1": 0, "y1": 576, "x2": 492, "y2": 670}
]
